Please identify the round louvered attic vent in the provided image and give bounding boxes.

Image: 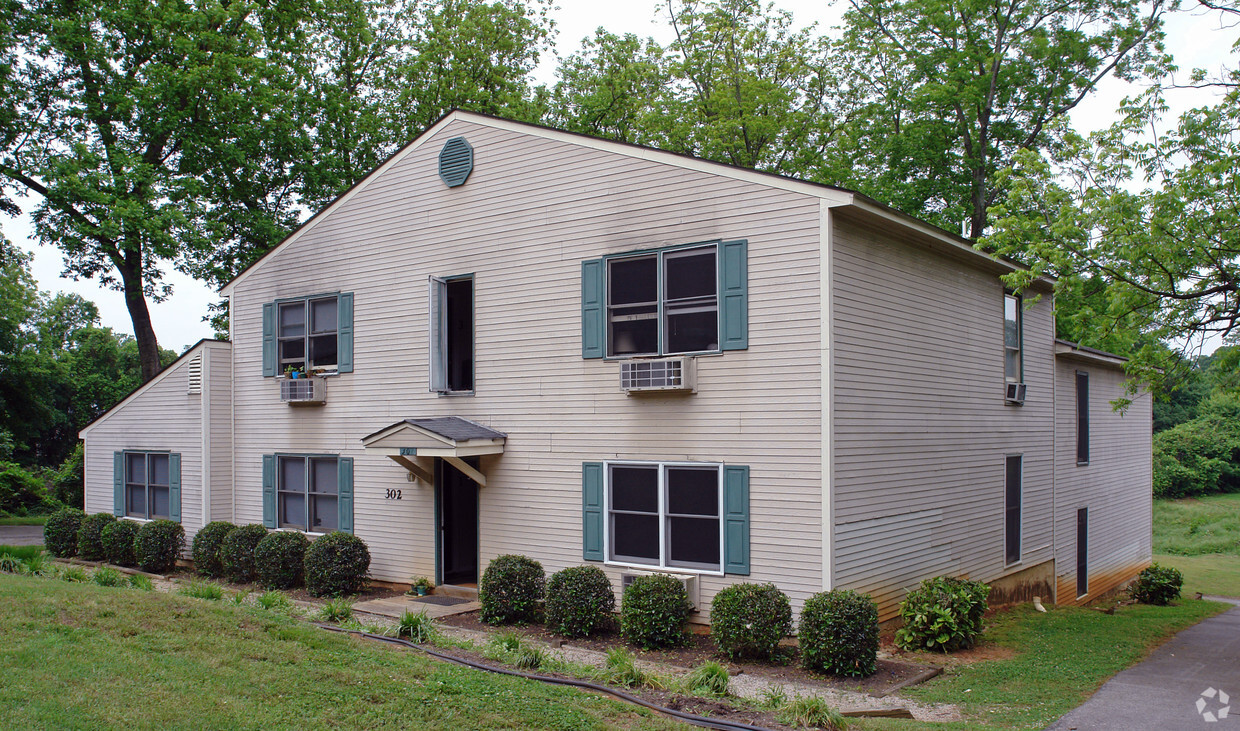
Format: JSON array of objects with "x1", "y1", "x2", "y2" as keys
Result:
[{"x1": 438, "y1": 137, "x2": 474, "y2": 188}]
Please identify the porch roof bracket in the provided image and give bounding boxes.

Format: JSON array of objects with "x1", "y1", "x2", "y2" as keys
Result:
[
  {"x1": 443, "y1": 455, "x2": 486, "y2": 487},
  {"x1": 389, "y1": 454, "x2": 434, "y2": 484}
]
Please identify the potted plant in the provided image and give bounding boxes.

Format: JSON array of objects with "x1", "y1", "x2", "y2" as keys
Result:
[
  {"x1": 283, "y1": 365, "x2": 302, "y2": 379},
  {"x1": 409, "y1": 576, "x2": 433, "y2": 596}
]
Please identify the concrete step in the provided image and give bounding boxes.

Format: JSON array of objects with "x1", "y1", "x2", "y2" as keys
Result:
[{"x1": 434, "y1": 584, "x2": 478, "y2": 600}]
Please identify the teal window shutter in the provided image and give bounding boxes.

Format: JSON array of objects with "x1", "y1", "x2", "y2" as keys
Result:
[
  {"x1": 582, "y1": 462, "x2": 604, "y2": 560},
  {"x1": 262, "y1": 302, "x2": 276, "y2": 376},
  {"x1": 168, "y1": 453, "x2": 182, "y2": 523},
  {"x1": 581, "y1": 260, "x2": 605, "y2": 359},
  {"x1": 262, "y1": 455, "x2": 276, "y2": 528},
  {"x1": 723, "y1": 465, "x2": 750, "y2": 575},
  {"x1": 337, "y1": 293, "x2": 354, "y2": 373},
  {"x1": 113, "y1": 451, "x2": 124, "y2": 516},
  {"x1": 719, "y1": 240, "x2": 749, "y2": 350},
  {"x1": 338, "y1": 457, "x2": 354, "y2": 534}
]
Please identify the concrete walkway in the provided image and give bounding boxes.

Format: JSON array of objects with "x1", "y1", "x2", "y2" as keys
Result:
[
  {"x1": 353, "y1": 594, "x2": 481, "y2": 621},
  {"x1": 0, "y1": 525, "x2": 44, "y2": 546},
  {"x1": 1049, "y1": 598, "x2": 1240, "y2": 730}
]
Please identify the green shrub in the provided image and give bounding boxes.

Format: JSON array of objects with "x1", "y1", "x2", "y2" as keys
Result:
[
  {"x1": 894, "y1": 576, "x2": 990, "y2": 653},
  {"x1": 479, "y1": 554, "x2": 545, "y2": 625},
  {"x1": 43, "y1": 507, "x2": 85, "y2": 557},
  {"x1": 710, "y1": 582, "x2": 792, "y2": 660},
  {"x1": 179, "y1": 581, "x2": 224, "y2": 601},
  {"x1": 76, "y1": 512, "x2": 117, "y2": 560},
  {"x1": 1129, "y1": 563, "x2": 1184, "y2": 605},
  {"x1": 133, "y1": 519, "x2": 184, "y2": 573},
  {"x1": 799, "y1": 589, "x2": 879, "y2": 677},
  {"x1": 678, "y1": 661, "x2": 730, "y2": 697},
  {"x1": 776, "y1": 695, "x2": 847, "y2": 731},
  {"x1": 255, "y1": 530, "x2": 310, "y2": 589},
  {"x1": 0, "y1": 553, "x2": 23, "y2": 573},
  {"x1": 49, "y1": 445, "x2": 84, "y2": 509},
  {"x1": 92, "y1": 567, "x2": 125, "y2": 587},
  {"x1": 191, "y1": 521, "x2": 237, "y2": 578},
  {"x1": 620, "y1": 573, "x2": 692, "y2": 649},
  {"x1": 23, "y1": 550, "x2": 51, "y2": 576},
  {"x1": 128, "y1": 573, "x2": 154, "y2": 591},
  {"x1": 758, "y1": 684, "x2": 788, "y2": 711},
  {"x1": 545, "y1": 565, "x2": 615, "y2": 637},
  {"x1": 1153, "y1": 394, "x2": 1240, "y2": 498},
  {"x1": 592, "y1": 648, "x2": 666, "y2": 690},
  {"x1": 318, "y1": 597, "x2": 354, "y2": 622},
  {"x1": 303, "y1": 531, "x2": 371, "y2": 597},
  {"x1": 59, "y1": 565, "x2": 89, "y2": 582},
  {"x1": 256, "y1": 590, "x2": 293, "y2": 612},
  {"x1": 397, "y1": 609, "x2": 439, "y2": 643},
  {"x1": 219, "y1": 524, "x2": 268, "y2": 583},
  {"x1": 100, "y1": 519, "x2": 139, "y2": 566},
  {"x1": 0, "y1": 460, "x2": 55, "y2": 516}
]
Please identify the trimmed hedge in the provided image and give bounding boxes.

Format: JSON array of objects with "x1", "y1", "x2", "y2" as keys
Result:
[
  {"x1": 620, "y1": 573, "x2": 692, "y2": 649},
  {"x1": 894, "y1": 576, "x2": 990, "y2": 653},
  {"x1": 134, "y1": 519, "x2": 184, "y2": 573},
  {"x1": 711, "y1": 582, "x2": 792, "y2": 660},
  {"x1": 545, "y1": 565, "x2": 615, "y2": 637},
  {"x1": 479, "y1": 554, "x2": 545, "y2": 625},
  {"x1": 43, "y1": 507, "x2": 85, "y2": 557},
  {"x1": 304, "y1": 531, "x2": 371, "y2": 597},
  {"x1": 220, "y1": 524, "x2": 269, "y2": 584},
  {"x1": 192, "y1": 521, "x2": 236, "y2": 578},
  {"x1": 255, "y1": 530, "x2": 311, "y2": 589},
  {"x1": 800, "y1": 589, "x2": 879, "y2": 677},
  {"x1": 100, "y1": 519, "x2": 139, "y2": 566},
  {"x1": 76, "y1": 512, "x2": 117, "y2": 561},
  {"x1": 1129, "y1": 564, "x2": 1184, "y2": 605}
]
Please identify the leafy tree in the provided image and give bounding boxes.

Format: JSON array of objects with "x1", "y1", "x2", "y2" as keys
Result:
[
  {"x1": 833, "y1": 0, "x2": 1169, "y2": 237},
  {"x1": 0, "y1": 237, "x2": 36, "y2": 353}
]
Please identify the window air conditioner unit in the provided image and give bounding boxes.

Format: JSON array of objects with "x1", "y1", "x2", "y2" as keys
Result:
[
  {"x1": 620, "y1": 571, "x2": 700, "y2": 611},
  {"x1": 280, "y1": 377, "x2": 327, "y2": 405},
  {"x1": 619, "y1": 357, "x2": 696, "y2": 394},
  {"x1": 1005, "y1": 382, "x2": 1027, "y2": 405}
]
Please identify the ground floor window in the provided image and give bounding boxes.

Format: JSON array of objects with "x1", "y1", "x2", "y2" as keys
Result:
[
  {"x1": 607, "y1": 462, "x2": 722, "y2": 572},
  {"x1": 125, "y1": 451, "x2": 170, "y2": 520},
  {"x1": 278, "y1": 455, "x2": 339, "y2": 532}
]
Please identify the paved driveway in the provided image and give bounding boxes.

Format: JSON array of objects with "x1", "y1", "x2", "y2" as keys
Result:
[
  {"x1": 1048, "y1": 598, "x2": 1240, "y2": 730},
  {"x1": 0, "y1": 525, "x2": 44, "y2": 546}
]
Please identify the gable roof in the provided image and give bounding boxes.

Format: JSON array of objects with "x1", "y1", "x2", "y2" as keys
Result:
[{"x1": 220, "y1": 110, "x2": 1042, "y2": 296}]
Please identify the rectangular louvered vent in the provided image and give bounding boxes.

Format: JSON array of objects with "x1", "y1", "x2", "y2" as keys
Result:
[
  {"x1": 187, "y1": 355, "x2": 202, "y2": 394},
  {"x1": 280, "y1": 377, "x2": 327, "y2": 405},
  {"x1": 620, "y1": 357, "x2": 696, "y2": 393}
]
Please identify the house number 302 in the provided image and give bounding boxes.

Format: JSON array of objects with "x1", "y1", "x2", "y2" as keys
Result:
[{"x1": 385, "y1": 489, "x2": 403, "y2": 500}]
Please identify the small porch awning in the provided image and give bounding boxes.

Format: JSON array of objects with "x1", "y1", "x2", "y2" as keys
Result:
[{"x1": 362, "y1": 417, "x2": 506, "y2": 487}]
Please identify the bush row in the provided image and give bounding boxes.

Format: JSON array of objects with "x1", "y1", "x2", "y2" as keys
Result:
[{"x1": 45, "y1": 508, "x2": 371, "y2": 596}]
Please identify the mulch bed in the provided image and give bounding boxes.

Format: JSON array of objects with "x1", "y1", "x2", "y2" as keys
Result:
[
  {"x1": 161, "y1": 568, "x2": 408, "y2": 604},
  {"x1": 438, "y1": 609, "x2": 935, "y2": 696}
]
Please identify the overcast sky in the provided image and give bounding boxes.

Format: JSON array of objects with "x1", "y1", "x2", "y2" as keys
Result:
[{"x1": 5, "y1": 0, "x2": 1236, "y2": 353}]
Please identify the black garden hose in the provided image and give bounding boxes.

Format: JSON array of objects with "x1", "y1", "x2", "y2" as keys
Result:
[{"x1": 315, "y1": 623, "x2": 780, "y2": 731}]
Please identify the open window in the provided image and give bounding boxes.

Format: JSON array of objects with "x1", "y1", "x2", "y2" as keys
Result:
[{"x1": 430, "y1": 275, "x2": 474, "y2": 393}]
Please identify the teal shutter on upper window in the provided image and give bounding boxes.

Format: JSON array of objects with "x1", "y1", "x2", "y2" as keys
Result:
[
  {"x1": 723, "y1": 465, "x2": 750, "y2": 575},
  {"x1": 168, "y1": 453, "x2": 181, "y2": 522},
  {"x1": 581, "y1": 260, "x2": 605, "y2": 359},
  {"x1": 582, "y1": 462, "x2": 604, "y2": 560},
  {"x1": 113, "y1": 451, "x2": 124, "y2": 516},
  {"x1": 719, "y1": 239, "x2": 748, "y2": 350},
  {"x1": 262, "y1": 455, "x2": 276, "y2": 528},
  {"x1": 337, "y1": 293, "x2": 354, "y2": 373},
  {"x1": 338, "y1": 457, "x2": 354, "y2": 534},
  {"x1": 262, "y1": 302, "x2": 277, "y2": 377}
]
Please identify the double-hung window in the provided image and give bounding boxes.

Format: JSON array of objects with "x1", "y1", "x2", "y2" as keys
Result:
[
  {"x1": 277, "y1": 455, "x2": 339, "y2": 532},
  {"x1": 126, "y1": 452, "x2": 170, "y2": 520},
  {"x1": 1004, "y1": 293, "x2": 1022, "y2": 382},
  {"x1": 279, "y1": 296, "x2": 338, "y2": 373},
  {"x1": 607, "y1": 462, "x2": 722, "y2": 573},
  {"x1": 608, "y1": 246, "x2": 720, "y2": 357}
]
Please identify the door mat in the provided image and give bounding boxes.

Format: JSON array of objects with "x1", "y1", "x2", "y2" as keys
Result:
[{"x1": 411, "y1": 596, "x2": 472, "y2": 606}]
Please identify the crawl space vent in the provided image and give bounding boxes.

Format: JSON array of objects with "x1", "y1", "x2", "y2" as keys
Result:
[{"x1": 438, "y1": 137, "x2": 474, "y2": 188}]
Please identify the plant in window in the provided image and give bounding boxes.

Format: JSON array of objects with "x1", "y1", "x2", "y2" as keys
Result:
[
  {"x1": 133, "y1": 519, "x2": 185, "y2": 574},
  {"x1": 192, "y1": 521, "x2": 237, "y2": 578},
  {"x1": 710, "y1": 582, "x2": 792, "y2": 660},
  {"x1": 620, "y1": 573, "x2": 692, "y2": 649},
  {"x1": 799, "y1": 589, "x2": 879, "y2": 677},
  {"x1": 303, "y1": 531, "x2": 371, "y2": 597},
  {"x1": 43, "y1": 507, "x2": 85, "y2": 557},
  {"x1": 219, "y1": 523, "x2": 269, "y2": 584},
  {"x1": 894, "y1": 576, "x2": 990, "y2": 653},
  {"x1": 479, "y1": 554, "x2": 545, "y2": 625},
  {"x1": 100, "y1": 519, "x2": 140, "y2": 567},
  {"x1": 255, "y1": 530, "x2": 311, "y2": 589},
  {"x1": 545, "y1": 565, "x2": 615, "y2": 638},
  {"x1": 76, "y1": 512, "x2": 117, "y2": 561}
]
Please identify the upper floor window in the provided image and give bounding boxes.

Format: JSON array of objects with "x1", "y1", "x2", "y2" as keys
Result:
[
  {"x1": 278, "y1": 455, "x2": 339, "y2": 532},
  {"x1": 608, "y1": 246, "x2": 719, "y2": 357},
  {"x1": 1004, "y1": 293, "x2": 1022, "y2": 382},
  {"x1": 1076, "y1": 371, "x2": 1089, "y2": 464},
  {"x1": 280, "y1": 296, "x2": 337, "y2": 373},
  {"x1": 126, "y1": 451, "x2": 170, "y2": 520},
  {"x1": 429, "y1": 275, "x2": 474, "y2": 393}
]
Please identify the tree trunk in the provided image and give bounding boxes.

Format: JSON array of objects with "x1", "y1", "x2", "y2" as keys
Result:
[
  {"x1": 969, "y1": 163, "x2": 988, "y2": 240},
  {"x1": 118, "y1": 261, "x2": 163, "y2": 382}
]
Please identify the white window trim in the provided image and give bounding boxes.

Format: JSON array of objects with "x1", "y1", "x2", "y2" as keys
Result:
[
  {"x1": 277, "y1": 295, "x2": 340, "y2": 375},
  {"x1": 605, "y1": 244, "x2": 721, "y2": 359},
  {"x1": 602, "y1": 459, "x2": 725, "y2": 577},
  {"x1": 276, "y1": 454, "x2": 340, "y2": 533}
]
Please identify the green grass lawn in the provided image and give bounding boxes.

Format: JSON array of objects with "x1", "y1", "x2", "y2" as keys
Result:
[
  {"x1": 0, "y1": 574, "x2": 682, "y2": 730},
  {"x1": 1153, "y1": 492, "x2": 1240, "y2": 556},
  {"x1": 0, "y1": 515, "x2": 47, "y2": 526},
  {"x1": 1153, "y1": 553, "x2": 1240, "y2": 597}
]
